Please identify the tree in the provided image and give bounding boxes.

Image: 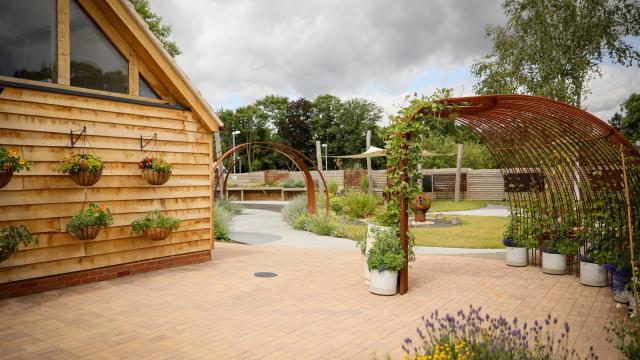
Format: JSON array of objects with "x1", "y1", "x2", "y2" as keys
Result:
[
  {"x1": 128, "y1": 0, "x2": 181, "y2": 57},
  {"x1": 472, "y1": 0, "x2": 640, "y2": 108},
  {"x1": 612, "y1": 93, "x2": 640, "y2": 143},
  {"x1": 333, "y1": 98, "x2": 384, "y2": 169},
  {"x1": 277, "y1": 98, "x2": 314, "y2": 158}
]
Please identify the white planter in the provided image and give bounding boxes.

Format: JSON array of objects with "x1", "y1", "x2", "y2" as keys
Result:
[
  {"x1": 363, "y1": 224, "x2": 390, "y2": 285},
  {"x1": 542, "y1": 252, "x2": 567, "y2": 275},
  {"x1": 579, "y1": 261, "x2": 607, "y2": 287},
  {"x1": 505, "y1": 247, "x2": 528, "y2": 267},
  {"x1": 369, "y1": 269, "x2": 398, "y2": 295}
]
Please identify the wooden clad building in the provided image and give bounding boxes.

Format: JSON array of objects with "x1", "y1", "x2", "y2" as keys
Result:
[{"x1": 0, "y1": 0, "x2": 222, "y2": 295}]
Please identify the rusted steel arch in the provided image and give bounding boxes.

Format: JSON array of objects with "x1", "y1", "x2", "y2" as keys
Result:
[
  {"x1": 436, "y1": 94, "x2": 640, "y2": 262},
  {"x1": 212, "y1": 142, "x2": 330, "y2": 218}
]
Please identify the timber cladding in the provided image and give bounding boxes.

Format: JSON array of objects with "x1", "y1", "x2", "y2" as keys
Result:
[{"x1": 0, "y1": 86, "x2": 214, "y2": 284}]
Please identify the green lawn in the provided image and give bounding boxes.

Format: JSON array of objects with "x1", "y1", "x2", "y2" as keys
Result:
[
  {"x1": 428, "y1": 199, "x2": 510, "y2": 212},
  {"x1": 339, "y1": 215, "x2": 507, "y2": 249}
]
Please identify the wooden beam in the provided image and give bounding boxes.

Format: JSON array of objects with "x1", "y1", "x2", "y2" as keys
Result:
[
  {"x1": 57, "y1": 0, "x2": 70, "y2": 85},
  {"x1": 128, "y1": 50, "x2": 139, "y2": 96}
]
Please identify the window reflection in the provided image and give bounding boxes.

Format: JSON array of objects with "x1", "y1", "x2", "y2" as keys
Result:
[
  {"x1": 139, "y1": 75, "x2": 160, "y2": 99},
  {"x1": 0, "y1": 0, "x2": 57, "y2": 83},
  {"x1": 70, "y1": 0, "x2": 128, "y2": 93}
]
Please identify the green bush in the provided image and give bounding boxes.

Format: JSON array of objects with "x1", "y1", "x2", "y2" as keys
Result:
[
  {"x1": 282, "y1": 179, "x2": 305, "y2": 188},
  {"x1": 329, "y1": 196, "x2": 344, "y2": 214},
  {"x1": 282, "y1": 195, "x2": 310, "y2": 225},
  {"x1": 217, "y1": 197, "x2": 243, "y2": 216},
  {"x1": 292, "y1": 212, "x2": 344, "y2": 237},
  {"x1": 214, "y1": 202, "x2": 232, "y2": 241},
  {"x1": 342, "y1": 192, "x2": 382, "y2": 219},
  {"x1": 327, "y1": 180, "x2": 339, "y2": 195},
  {"x1": 359, "y1": 176, "x2": 369, "y2": 192},
  {"x1": 131, "y1": 210, "x2": 181, "y2": 234}
]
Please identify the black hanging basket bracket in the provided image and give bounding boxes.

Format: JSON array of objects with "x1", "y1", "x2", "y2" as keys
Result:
[
  {"x1": 70, "y1": 126, "x2": 87, "y2": 147},
  {"x1": 140, "y1": 133, "x2": 158, "y2": 150}
]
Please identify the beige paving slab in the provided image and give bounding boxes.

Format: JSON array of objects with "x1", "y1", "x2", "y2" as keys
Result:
[{"x1": 0, "y1": 242, "x2": 623, "y2": 359}]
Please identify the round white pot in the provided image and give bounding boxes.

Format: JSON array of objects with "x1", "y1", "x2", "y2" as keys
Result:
[
  {"x1": 363, "y1": 224, "x2": 390, "y2": 285},
  {"x1": 542, "y1": 252, "x2": 567, "y2": 275},
  {"x1": 369, "y1": 269, "x2": 398, "y2": 295},
  {"x1": 579, "y1": 261, "x2": 607, "y2": 287},
  {"x1": 505, "y1": 247, "x2": 528, "y2": 267}
]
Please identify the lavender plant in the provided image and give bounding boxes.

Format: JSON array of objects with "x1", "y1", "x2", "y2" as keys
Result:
[{"x1": 402, "y1": 305, "x2": 598, "y2": 360}]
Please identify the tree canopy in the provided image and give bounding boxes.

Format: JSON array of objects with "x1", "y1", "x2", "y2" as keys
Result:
[
  {"x1": 611, "y1": 93, "x2": 640, "y2": 144},
  {"x1": 128, "y1": 0, "x2": 181, "y2": 57},
  {"x1": 472, "y1": 0, "x2": 640, "y2": 108}
]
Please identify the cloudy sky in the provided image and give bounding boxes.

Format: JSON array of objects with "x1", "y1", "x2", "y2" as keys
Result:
[{"x1": 150, "y1": 0, "x2": 640, "y2": 122}]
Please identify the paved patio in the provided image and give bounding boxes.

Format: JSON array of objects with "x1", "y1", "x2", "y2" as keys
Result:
[{"x1": 0, "y1": 242, "x2": 622, "y2": 359}]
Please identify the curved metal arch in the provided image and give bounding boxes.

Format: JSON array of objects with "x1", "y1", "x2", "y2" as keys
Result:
[{"x1": 212, "y1": 142, "x2": 330, "y2": 218}]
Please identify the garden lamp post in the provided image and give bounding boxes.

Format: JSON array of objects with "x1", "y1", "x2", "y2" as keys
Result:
[
  {"x1": 232, "y1": 130, "x2": 241, "y2": 173},
  {"x1": 321, "y1": 143, "x2": 328, "y2": 171}
]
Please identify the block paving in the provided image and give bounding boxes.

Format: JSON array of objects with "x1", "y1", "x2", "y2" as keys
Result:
[{"x1": 0, "y1": 242, "x2": 622, "y2": 359}]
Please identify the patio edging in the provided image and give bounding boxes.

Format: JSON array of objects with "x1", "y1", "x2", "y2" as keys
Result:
[{"x1": 0, "y1": 250, "x2": 211, "y2": 300}]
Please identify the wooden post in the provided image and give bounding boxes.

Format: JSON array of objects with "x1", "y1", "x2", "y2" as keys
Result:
[
  {"x1": 454, "y1": 143, "x2": 463, "y2": 202},
  {"x1": 399, "y1": 134, "x2": 409, "y2": 295},
  {"x1": 621, "y1": 146, "x2": 639, "y2": 322},
  {"x1": 57, "y1": 0, "x2": 70, "y2": 85},
  {"x1": 214, "y1": 132, "x2": 225, "y2": 198},
  {"x1": 366, "y1": 130, "x2": 373, "y2": 194},
  {"x1": 316, "y1": 141, "x2": 324, "y2": 193}
]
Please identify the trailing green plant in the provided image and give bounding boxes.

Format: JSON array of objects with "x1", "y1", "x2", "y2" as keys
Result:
[
  {"x1": 281, "y1": 179, "x2": 305, "y2": 188},
  {"x1": 542, "y1": 221, "x2": 578, "y2": 255},
  {"x1": 131, "y1": 210, "x2": 181, "y2": 234},
  {"x1": 138, "y1": 156, "x2": 172, "y2": 173},
  {"x1": 0, "y1": 147, "x2": 30, "y2": 174},
  {"x1": 372, "y1": 200, "x2": 401, "y2": 227},
  {"x1": 0, "y1": 225, "x2": 38, "y2": 257},
  {"x1": 503, "y1": 208, "x2": 537, "y2": 248},
  {"x1": 367, "y1": 227, "x2": 405, "y2": 272},
  {"x1": 56, "y1": 153, "x2": 104, "y2": 174},
  {"x1": 66, "y1": 203, "x2": 113, "y2": 235},
  {"x1": 341, "y1": 192, "x2": 382, "y2": 219}
]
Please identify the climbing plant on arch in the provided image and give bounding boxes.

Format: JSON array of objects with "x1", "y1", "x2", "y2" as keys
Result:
[{"x1": 387, "y1": 90, "x2": 640, "y2": 295}]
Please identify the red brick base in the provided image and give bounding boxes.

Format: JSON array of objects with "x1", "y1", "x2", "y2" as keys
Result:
[{"x1": 0, "y1": 250, "x2": 211, "y2": 300}]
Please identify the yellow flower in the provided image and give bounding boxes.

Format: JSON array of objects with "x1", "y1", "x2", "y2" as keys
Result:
[{"x1": 19, "y1": 159, "x2": 25, "y2": 165}]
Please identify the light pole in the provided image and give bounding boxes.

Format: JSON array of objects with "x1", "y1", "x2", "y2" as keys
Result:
[
  {"x1": 321, "y1": 143, "x2": 328, "y2": 171},
  {"x1": 232, "y1": 130, "x2": 241, "y2": 173}
]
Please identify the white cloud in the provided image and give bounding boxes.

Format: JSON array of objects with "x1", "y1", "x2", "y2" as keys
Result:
[{"x1": 148, "y1": 0, "x2": 638, "y2": 123}]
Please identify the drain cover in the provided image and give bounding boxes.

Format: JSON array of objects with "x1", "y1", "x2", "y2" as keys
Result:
[{"x1": 254, "y1": 272, "x2": 277, "y2": 278}]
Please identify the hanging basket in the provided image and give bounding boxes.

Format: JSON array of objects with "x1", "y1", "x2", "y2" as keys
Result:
[
  {"x1": 69, "y1": 169, "x2": 102, "y2": 187},
  {"x1": 0, "y1": 171, "x2": 13, "y2": 190},
  {"x1": 0, "y1": 246, "x2": 14, "y2": 263},
  {"x1": 141, "y1": 169, "x2": 171, "y2": 185},
  {"x1": 143, "y1": 227, "x2": 173, "y2": 241},
  {"x1": 72, "y1": 225, "x2": 102, "y2": 240}
]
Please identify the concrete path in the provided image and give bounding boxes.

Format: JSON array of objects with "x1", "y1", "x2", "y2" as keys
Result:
[{"x1": 230, "y1": 208, "x2": 504, "y2": 256}]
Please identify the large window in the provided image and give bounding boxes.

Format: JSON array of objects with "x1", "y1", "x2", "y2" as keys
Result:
[
  {"x1": 70, "y1": 0, "x2": 128, "y2": 93},
  {"x1": 0, "y1": 0, "x2": 57, "y2": 82}
]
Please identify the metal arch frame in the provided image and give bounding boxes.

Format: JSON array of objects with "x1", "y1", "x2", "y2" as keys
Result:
[
  {"x1": 394, "y1": 94, "x2": 640, "y2": 295},
  {"x1": 212, "y1": 142, "x2": 331, "y2": 218}
]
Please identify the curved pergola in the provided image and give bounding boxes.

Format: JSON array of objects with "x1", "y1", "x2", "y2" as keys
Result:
[
  {"x1": 212, "y1": 142, "x2": 330, "y2": 217},
  {"x1": 442, "y1": 95, "x2": 639, "y2": 240},
  {"x1": 396, "y1": 94, "x2": 640, "y2": 294}
]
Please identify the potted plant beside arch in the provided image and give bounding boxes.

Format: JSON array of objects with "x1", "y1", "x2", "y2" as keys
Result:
[
  {"x1": 577, "y1": 227, "x2": 612, "y2": 287},
  {"x1": 367, "y1": 226, "x2": 405, "y2": 296},
  {"x1": 67, "y1": 203, "x2": 113, "y2": 240},
  {"x1": 541, "y1": 222, "x2": 576, "y2": 275},
  {"x1": 0, "y1": 147, "x2": 30, "y2": 189},
  {"x1": 503, "y1": 209, "x2": 533, "y2": 267},
  {"x1": 358, "y1": 205, "x2": 396, "y2": 285},
  {"x1": 0, "y1": 225, "x2": 38, "y2": 263},
  {"x1": 131, "y1": 209, "x2": 181, "y2": 241},
  {"x1": 56, "y1": 153, "x2": 104, "y2": 186},
  {"x1": 138, "y1": 156, "x2": 173, "y2": 185}
]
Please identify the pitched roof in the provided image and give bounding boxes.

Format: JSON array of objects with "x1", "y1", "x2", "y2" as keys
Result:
[{"x1": 105, "y1": 0, "x2": 223, "y2": 131}]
